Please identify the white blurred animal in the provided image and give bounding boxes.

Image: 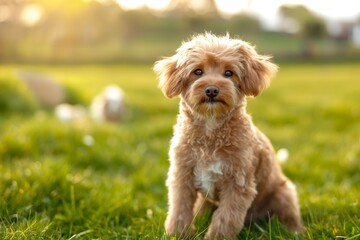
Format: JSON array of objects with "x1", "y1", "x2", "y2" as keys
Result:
[
  {"x1": 90, "y1": 85, "x2": 125, "y2": 122},
  {"x1": 54, "y1": 104, "x2": 87, "y2": 122}
]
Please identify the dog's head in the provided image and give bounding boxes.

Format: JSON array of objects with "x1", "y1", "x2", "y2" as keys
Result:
[{"x1": 154, "y1": 33, "x2": 278, "y2": 118}]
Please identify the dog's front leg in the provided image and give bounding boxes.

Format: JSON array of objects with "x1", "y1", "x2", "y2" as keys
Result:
[
  {"x1": 165, "y1": 163, "x2": 197, "y2": 238},
  {"x1": 206, "y1": 177, "x2": 257, "y2": 240}
]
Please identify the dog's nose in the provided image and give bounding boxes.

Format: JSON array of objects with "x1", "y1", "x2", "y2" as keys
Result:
[{"x1": 205, "y1": 86, "x2": 220, "y2": 98}]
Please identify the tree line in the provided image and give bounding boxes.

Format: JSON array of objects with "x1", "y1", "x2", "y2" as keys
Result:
[{"x1": 1, "y1": 0, "x2": 351, "y2": 63}]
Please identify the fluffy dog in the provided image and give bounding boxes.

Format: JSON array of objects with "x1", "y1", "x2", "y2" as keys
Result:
[{"x1": 154, "y1": 33, "x2": 303, "y2": 239}]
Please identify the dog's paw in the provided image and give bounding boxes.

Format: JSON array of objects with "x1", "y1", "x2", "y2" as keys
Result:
[
  {"x1": 205, "y1": 223, "x2": 237, "y2": 240},
  {"x1": 205, "y1": 229, "x2": 235, "y2": 240},
  {"x1": 165, "y1": 215, "x2": 195, "y2": 239},
  {"x1": 205, "y1": 211, "x2": 241, "y2": 240},
  {"x1": 287, "y1": 222, "x2": 306, "y2": 234}
]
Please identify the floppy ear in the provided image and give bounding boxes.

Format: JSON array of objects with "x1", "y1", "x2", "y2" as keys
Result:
[
  {"x1": 238, "y1": 44, "x2": 278, "y2": 97},
  {"x1": 153, "y1": 57, "x2": 183, "y2": 98}
]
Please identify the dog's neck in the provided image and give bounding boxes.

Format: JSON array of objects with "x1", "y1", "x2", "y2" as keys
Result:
[{"x1": 179, "y1": 99, "x2": 247, "y2": 135}]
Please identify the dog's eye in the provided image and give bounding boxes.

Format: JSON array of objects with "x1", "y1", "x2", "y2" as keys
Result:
[
  {"x1": 194, "y1": 69, "x2": 203, "y2": 76},
  {"x1": 224, "y1": 70, "x2": 233, "y2": 77}
]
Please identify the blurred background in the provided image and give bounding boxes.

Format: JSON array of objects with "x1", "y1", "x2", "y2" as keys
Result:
[
  {"x1": 1, "y1": 0, "x2": 360, "y2": 63},
  {"x1": 1, "y1": 1, "x2": 360, "y2": 238}
]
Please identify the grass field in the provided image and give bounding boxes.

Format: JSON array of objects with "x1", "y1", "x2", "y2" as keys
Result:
[{"x1": 0, "y1": 62, "x2": 359, "y2": 239}]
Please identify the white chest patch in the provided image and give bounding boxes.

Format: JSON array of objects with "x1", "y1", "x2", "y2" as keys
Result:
[
  {"x1": 194, "y1": 161, "x2": 223, "y2": 197},
  {"x1": 205, "y1": 117, "x2": 216, "y2": 129}
]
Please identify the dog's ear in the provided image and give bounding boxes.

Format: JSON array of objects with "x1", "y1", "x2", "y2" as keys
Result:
[
  {"x1": 238, "y1": 44, "x2": 278, "y2": 97},
  {"x1": 153, "y1": 57, "x2": 183, "y2": 98}
]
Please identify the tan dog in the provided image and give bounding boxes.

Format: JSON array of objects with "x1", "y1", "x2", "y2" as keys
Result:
[{"x1": 154, "y1": 33, "x2": 303, "y2": 239}]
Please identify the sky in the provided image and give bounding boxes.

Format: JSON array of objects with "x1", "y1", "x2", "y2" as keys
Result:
[{"x1": 116, "y1": 0, "x2": 360, "y2": 29}]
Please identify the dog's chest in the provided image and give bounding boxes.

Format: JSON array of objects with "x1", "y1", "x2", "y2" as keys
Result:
[{"x1": 194, "y1": 161, "x2": 224, "y2": 197}]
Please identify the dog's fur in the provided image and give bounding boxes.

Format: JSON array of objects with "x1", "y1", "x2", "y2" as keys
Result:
[{"x1": 154, "y1": 33, "x2": 303, "y2": 239}]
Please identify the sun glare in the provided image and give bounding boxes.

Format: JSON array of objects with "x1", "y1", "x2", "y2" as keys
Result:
[
  {"x1": 116, "y1": 0, "x2": 145, "y2": 10},
  {"x1": 214, "y1": 0, "x2": 246, "y2": 15},
  {"x1": 20, "y1": 4, "x2": 42, "y2": 26},
  {"x1": 115, "y1": 0, "x2": 360, "y2": 21},
  {"x1": 116, "y1": 0, "x2": 170, "y2": 11},
  {"x1": 146, "y1": 0, "x2": 170, "y2": 11},
  {"x1": 116, "y1": 0, "x2": 243, "y2": 13}
]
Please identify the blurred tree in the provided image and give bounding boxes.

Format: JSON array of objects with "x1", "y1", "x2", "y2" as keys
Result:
[
  {"x1": 120, "y1": 9, "x2": 153, "y2": 43},
  {"x1": 279, "y1": 4, "x2": 326, "y2": 57},
  {"x1": 167, "y1": 0, "x2": 219, "y2": 15},
  {"x1": 0, "y1": 0, "x2": 125, "y2": 62},
  {"x1": 31, "y1": 0, "x2": 122, "y2": 62},
  {"x1": 0, "y1": 0, "x2": 27, "y2": 61},
  {"x1": 163, "y1": 0, "x2": 224, "y2": 35},
  {"x1": 0, "y1": 0, "x2": 263, "y2": 62},
  {"x1": 230, "y1": 13, "x2": 261, "y2": 34},
  {"x1": 1, "y1": 0, "x2": 341, "y2": 63}
]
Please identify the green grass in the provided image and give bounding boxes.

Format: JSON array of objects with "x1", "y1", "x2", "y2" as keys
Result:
[{"x1": 0, "y1": 62, "x2": 359, "y2": 239}]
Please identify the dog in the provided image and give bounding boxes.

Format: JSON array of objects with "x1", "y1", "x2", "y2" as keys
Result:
[
  {"x1": 90, "y1": 85, "x2": 125, "y2": 123},
  {"x1": 154, "y1": 33, "x2": 303, "y2": 239}
]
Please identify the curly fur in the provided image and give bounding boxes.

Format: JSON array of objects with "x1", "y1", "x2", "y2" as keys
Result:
[{"x1": 154, "y1": 33, "x2": 303, "y2": 239}]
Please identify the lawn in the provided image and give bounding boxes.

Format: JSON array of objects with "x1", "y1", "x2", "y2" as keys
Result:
[{"x1": 0, "y1": 62, "x2": 359, "y2": 239}]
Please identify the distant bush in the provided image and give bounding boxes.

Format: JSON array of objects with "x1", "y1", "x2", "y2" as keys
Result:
[
  {"x1": 63, "y1": 85, "x2": 87, "y2": 106},
  {"x1": 0, "y1": 78, "x2": 39, "y2": 114}
]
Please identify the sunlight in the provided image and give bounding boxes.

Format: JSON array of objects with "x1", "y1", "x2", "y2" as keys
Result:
[
  {"x1": 116, "y1": 0, "x2": 170, "y2": 11},
  {"x1": 0, "y1": 6, "x2": 11, "y2": 22},
  {"x1": 214, "y1": 0, "x2": 247, "y2": 15},
  {"x1": 147, "y1": 0, "x2": 170, "y2": 11},
  {"x1": 116, "y1": 0, "x2": 145, "y2": 10},
  {"x1": 115, "y1": 0, "x2": 360, "y2": 21},
  {"x1": 20, "y1": 4, "x2": 42, "y2": 26}
]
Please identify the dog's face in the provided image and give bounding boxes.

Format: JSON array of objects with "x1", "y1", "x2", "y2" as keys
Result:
[{"x1": 154, "y1": 33, "x2": 278, "y2": 118}]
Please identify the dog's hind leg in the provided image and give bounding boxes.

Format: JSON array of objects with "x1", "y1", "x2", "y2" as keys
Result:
[{"x1": 267, "y1": 180, "x2": 304, "y2": 233}]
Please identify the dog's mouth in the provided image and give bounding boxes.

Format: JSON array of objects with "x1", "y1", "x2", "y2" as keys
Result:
[
  {"x1": 191, "y1": 94, "x2": 234, "y2": 117},
  {"x1": 203, "y1": 97, "x2": 227, "y2": 105}
]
